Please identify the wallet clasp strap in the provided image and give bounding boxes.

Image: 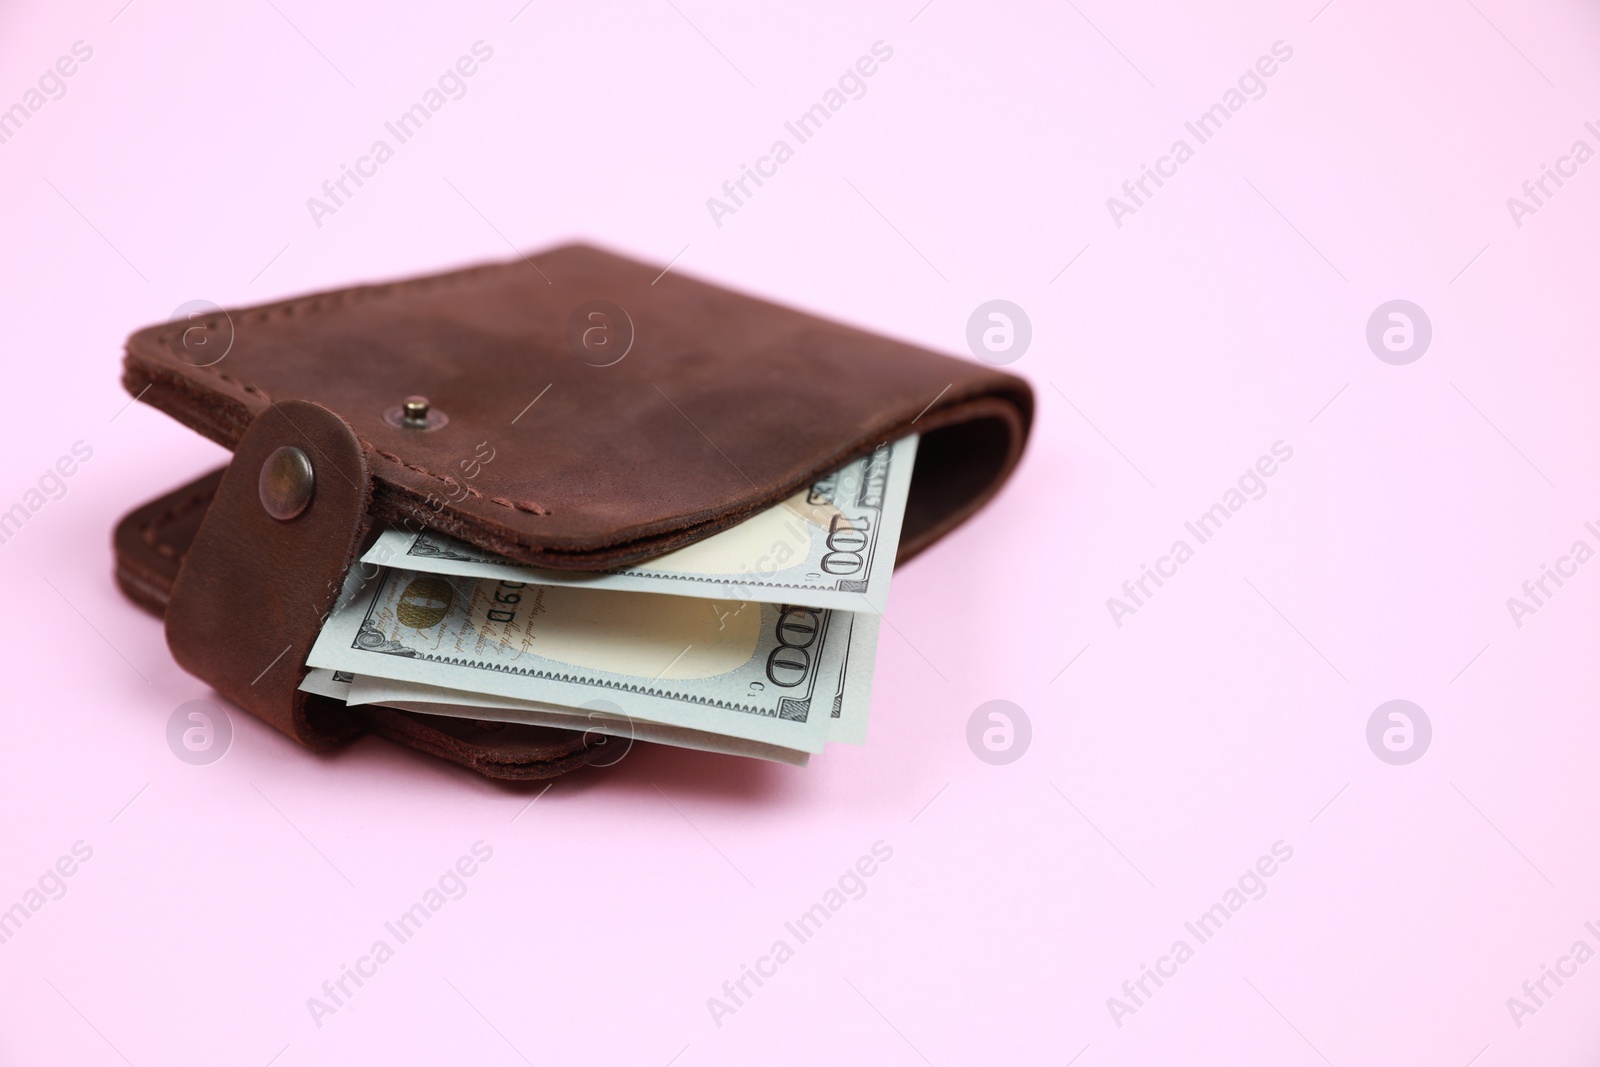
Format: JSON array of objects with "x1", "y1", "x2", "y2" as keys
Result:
[{"x1": 165, "y1": 399, "x2": 371, "y2": 749}]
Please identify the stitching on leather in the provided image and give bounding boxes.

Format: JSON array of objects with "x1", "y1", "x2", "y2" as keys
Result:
[
  {"x1": 213, "y1": 369, "x2": 268, "y2": 397},
  {"x1": 367, "y1": 446, "x2": 550, "y2": 515},
  {"x1": 138, "y1": 482, "x2": 217, "y2": 559},
  {"x1": 141, "y1": 262, "x2": 555, "y2": 518},
  {"x1": 488, "y1": 495, "x2": 549, "y2": 515}
]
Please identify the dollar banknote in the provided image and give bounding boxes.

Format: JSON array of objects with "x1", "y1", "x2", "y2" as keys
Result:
[
  {"x1": 306, "y1": 567, "x2": 854, "y2": 753},
  {"x1": 345, "y1": 676, "x2": 813, "y2": 765},
  {"x1": 829, "y1": 612, "x2": 879, "y2": 746},
  {"x1": 362, "y1": 435, "x2": 918, "y2": 614},
  {"x1": 300, "y1": 668, "x2": 353, "y2": 701},
  {"x1": 300, "y1": 664, "x2": 813, "y2": 762},
  {"x1": 341, "y1": 610, "x2": 881, "y2": 753}
]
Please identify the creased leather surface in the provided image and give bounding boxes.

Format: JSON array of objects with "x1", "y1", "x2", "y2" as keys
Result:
[{"x1": 123, "y1": 243, "x2": 1033, "y2": 570}]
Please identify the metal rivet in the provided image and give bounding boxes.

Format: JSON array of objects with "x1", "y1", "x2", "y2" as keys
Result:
[
  {"x1": 383, "y1": 394, "x2": 448, "y2": 431},
  {"x1": 259, "y1": 445, "x2": 314, "y2": 521}
]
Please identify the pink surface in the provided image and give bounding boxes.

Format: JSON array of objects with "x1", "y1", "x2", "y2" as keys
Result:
[{"x1": 2, "y1": 1, "x2": 1598, "y2": 1063}]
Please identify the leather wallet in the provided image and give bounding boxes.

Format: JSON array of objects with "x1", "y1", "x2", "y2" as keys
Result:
[{"x1": 113, "y1": 243, "x2": 1034, "y2": 780}]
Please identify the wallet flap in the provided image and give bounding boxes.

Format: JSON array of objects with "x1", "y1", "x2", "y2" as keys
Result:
[
  {"x1": 164, "y1": 400, "x2": 372, "y2": 747},
  {"x1": 137, "y1": 414, "x2": 598, "y2": 778},
  {"x1": 124, "y1": 243, "x2": 1032, "y2": 570}
]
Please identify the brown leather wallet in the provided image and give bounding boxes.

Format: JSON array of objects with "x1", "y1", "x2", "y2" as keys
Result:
[{"x1": 114, "y1": 243, "x2": 1034, "y2": 780}]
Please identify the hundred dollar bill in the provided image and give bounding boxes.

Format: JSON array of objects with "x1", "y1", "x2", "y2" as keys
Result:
[
  {"x1": 830, "y1": 612, "x2": 879, "y2": 746},
  {"x1": 362, "y1": 435, "x2": 918, "y2": 614},
  {"x1": 306, "y1": 567, "x2": 847, "y2": 753},
  {"x1": 345, "y1": 675, "x2": 812, "y2": 766},
  {"x1": 300, "y1": 668, "x2": 353, "y2": 701},
  {"x1": 350, "y1": 610, "x2": 881, "y2": 752}
]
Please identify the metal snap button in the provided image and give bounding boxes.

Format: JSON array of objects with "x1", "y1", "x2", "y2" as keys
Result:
[
  {"x1": 259, "y1": 445, "x2": 315, "y2": 521},
  {"x1": 383, "y1": 394, "x2": 448, "y2": 431}
]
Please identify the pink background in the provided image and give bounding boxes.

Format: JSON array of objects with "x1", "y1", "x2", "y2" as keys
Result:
[{"x1": 3, "y1": 0, "x2": 1598, "y2": 1063}]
